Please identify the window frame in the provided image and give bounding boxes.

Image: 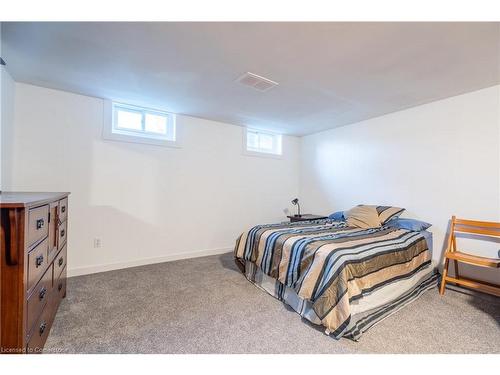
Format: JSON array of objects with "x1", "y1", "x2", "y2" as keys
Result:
[
  {"x1": 242, "y1": 128, "x2": 283, "y2": 159},
  {"x1": 103, "y1": 100, "x2": 180, "y2": 148}
]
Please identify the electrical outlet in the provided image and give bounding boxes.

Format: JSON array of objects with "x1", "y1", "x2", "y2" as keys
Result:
[{"x1": 93, "y1": 238, "x2": 102, "y2": 248}]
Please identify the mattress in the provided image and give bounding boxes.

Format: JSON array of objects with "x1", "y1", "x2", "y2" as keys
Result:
[{"x1": 234, "y1": 219, "x2": 438, "y2": 340}]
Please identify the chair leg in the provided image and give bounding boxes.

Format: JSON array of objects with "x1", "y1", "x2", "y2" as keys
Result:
[
  {"x1": 453, "y1": 259, "x2": 460, "y2": 286},
  {"x1": 439, "y1": 258, "x2": 449, "y2": 295}
]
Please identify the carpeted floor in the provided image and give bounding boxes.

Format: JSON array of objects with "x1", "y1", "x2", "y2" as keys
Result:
[{"x1": 44, "y1": 252, "x2": 500, "y2": 354}]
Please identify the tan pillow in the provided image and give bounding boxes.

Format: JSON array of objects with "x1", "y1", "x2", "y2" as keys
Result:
[{"x1": 345, "y1": 205, "x2": 382, "y2": 229}]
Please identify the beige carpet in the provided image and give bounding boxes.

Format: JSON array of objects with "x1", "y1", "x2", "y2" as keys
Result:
[{"x1": 44, "y1": 252, "x2": 500, "y2": 354}]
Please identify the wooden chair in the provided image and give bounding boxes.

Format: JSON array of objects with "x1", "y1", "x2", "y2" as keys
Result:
[{"x1": 439, "y1": 216, "x2": 500, "y2": 297}]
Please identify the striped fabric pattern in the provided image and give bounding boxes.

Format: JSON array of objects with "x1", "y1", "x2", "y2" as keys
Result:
[
  {"x1": 244, "y1": 257, "x2": 437, "y2": 341},
  {"x1": 342, "y1": 272, "x2": 438, "y2": 340},
  {"x1": 234, "y1": 219, "x2": 432, "y2": 339},
  {"x1": 373, "y1": 205, "x2": 405, "y2": 224}
]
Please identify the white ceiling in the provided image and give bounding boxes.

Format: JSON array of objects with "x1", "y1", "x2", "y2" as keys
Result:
[{"x1": 2, "y1": 22, "x2": 499, "y2": 136}]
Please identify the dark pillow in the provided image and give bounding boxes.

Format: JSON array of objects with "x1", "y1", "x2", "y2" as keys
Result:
[
  {"x1": 328, "y1": 211, "x2": 345, "y2": 221},
  {"x1": 387, "y1": 218, "x2": 431, "y2": 231}
]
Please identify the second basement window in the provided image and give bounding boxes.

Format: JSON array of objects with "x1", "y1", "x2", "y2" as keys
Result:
[{"x1": 245, "y1": 129, "x2": 282, "y2": 156}]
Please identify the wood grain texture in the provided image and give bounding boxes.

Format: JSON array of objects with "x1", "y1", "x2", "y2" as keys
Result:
[
  {"x1": 47, "y1": 202, "x2": 59, "y2": 262},
  {"x1": 1, "y1": 192, "x2": 69, "y2": 353},
  {"x1": 0, "y1": 192, "x2": 70, "y2": 209},
  {"x1": 440, "y1": 216, "x2": 500, "y2": 297},
  {"x1": 27, "y1": 238, "x2": 49, "y2": 293},
  {"x1": 27, "y1": 205, "x2": 49, "y2": 249}
]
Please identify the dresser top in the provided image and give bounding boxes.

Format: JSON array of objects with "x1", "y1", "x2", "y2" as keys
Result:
[{"x1": 0, "y1": 192, "x2": 70, "y2": 208}]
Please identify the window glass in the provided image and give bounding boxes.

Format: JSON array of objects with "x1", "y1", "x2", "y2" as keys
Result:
[
  {"x1": 245, "y1": 129, "x2": 282, "y2": 156},
  {"x1": 145, "y1": 113, "x2": 168, "y2": 134},
  {"x1": 116, "y1": 109, "x2": 142, "y2": 131}
]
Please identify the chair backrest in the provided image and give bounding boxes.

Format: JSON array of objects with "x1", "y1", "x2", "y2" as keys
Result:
[
  {"x1": 452, "y1": 216, "x2": 500, "y2": 237},
  {"x1": 446, "y1": 216, "x2": 500, "y2": 253}
]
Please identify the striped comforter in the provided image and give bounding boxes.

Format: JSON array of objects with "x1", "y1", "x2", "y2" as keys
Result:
[{"x1": 234, "y1": 220, "x2": 432, "y2": 339}]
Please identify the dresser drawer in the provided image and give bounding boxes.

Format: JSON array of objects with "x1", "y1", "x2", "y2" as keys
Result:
[
  {"x1": 54, "y1": 266, "x2": 67, "y2": 302},
  {"x1": 58, "y1": 198, "x2": 68, "y2": 223},
  {"x1": 28, "y1": 205, "x2": 49, "y2": 248},
  {"x1": 26, "y1": 264, "x2": 52, "y2": 335},
  {"x1": 27, "y1": 238, "x2": 49, "y2": 292},
  {"x1": 54, "y1": 245, "x2": 67, "y2": 280},
  {"x1": 26, "y1": 301, "x2": 53, "y2": 353},
  {"x1": 58, "y1": 219, "x2": 67, "y2": 250}
]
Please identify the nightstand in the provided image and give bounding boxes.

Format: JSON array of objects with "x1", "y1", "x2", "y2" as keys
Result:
[{"x1": 287, "y1": 214, "x2": 328, "y2": 222}]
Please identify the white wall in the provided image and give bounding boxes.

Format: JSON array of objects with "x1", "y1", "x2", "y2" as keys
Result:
[
  {"x1": 4, "y1": 83, "x2": 300, "y2": 276},
  {"x1": 300, "y1": 86, "x2": 500, "y2": 282},
  {"x1": 0, "y1": 33, "x2": 16, "y2": 191},
  {"x1": 1, "y1": 71, "x2": 15, "y2": 190},
  {"x1": 5, "y1": 81, "x2": 500, "y2": 282},
  {"x1": 1, "y1": 22, "x2": 2, "y2": 190}
]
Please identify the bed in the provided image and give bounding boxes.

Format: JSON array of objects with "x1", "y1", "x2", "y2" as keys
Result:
[{"x1": 234, "y1": 218, "x2": 438, "y2": 341}]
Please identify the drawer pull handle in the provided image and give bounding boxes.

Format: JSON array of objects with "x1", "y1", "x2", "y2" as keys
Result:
[
  {"x1": 58, "y1": 283, "x2": 63, "y2": 291},
  {"x1": 36, "y1": 218, "x2": 45, "y2": 230},
  {"x1": 35, "y1": 255, "x2": 44, "y2": 268},
  {"x1": 60, "y1": 229, "x2": 65, "y2": 237},
  {"x1": 39, "y1": 322, "x2": 47, "y2": 336},
  {"x1": 61, "y1": 206, "x2": 66, "y2": 213},
  {"x1": 39, "y1": 287, "x2": 47, "y2": 300},
  {"x1": 58, "y1": 257, "x2": 64, "y2": 266}
]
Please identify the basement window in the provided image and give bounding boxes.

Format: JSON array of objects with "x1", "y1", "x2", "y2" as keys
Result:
[
  {"x1": 244, "y1": 128, "x2": 282, "y2": 157},
  {"x1": 103, "y1": 101, "x2": 178, "y2": 147}
]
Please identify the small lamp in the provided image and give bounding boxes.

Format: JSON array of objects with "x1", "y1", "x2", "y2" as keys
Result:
[{"x1": 291, "y1": 198, "x2": 301, "y2": 217}]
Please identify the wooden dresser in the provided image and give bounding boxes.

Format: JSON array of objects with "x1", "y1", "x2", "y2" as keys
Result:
[{"x1": 0, "y1": 192, "x2": 70, "y2": 353}]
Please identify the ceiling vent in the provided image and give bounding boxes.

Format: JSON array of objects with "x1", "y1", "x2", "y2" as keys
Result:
[{"x1": 236, "y1": 72, "x2": 279, "y2": 92}]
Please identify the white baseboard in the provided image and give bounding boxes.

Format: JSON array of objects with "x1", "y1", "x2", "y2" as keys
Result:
[{"x1": 67, "y1": 247, "x2": 233, "y2": 277}]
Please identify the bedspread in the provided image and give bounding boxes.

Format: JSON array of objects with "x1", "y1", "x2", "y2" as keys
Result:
[{"x1": 234, "y1": 220, "x2": 431, "y2": 338}]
